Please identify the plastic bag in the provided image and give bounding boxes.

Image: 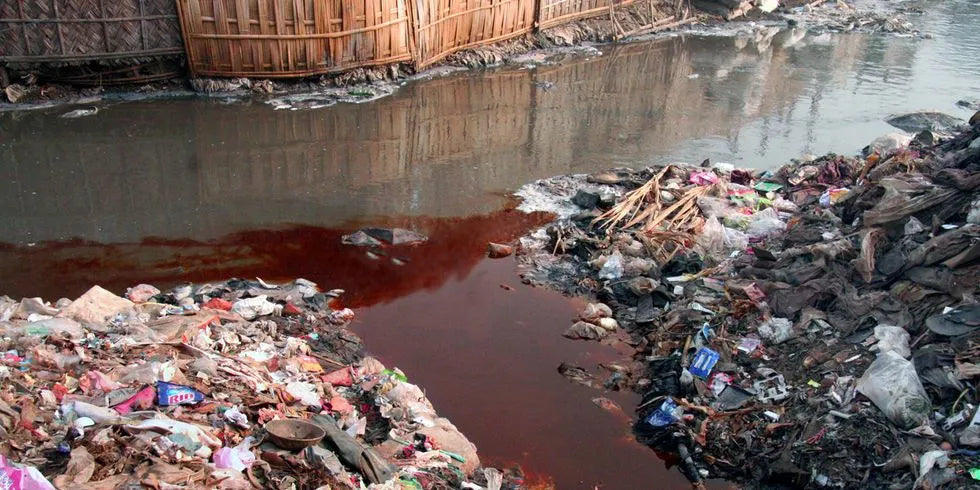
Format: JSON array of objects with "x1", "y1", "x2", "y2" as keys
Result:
[
  {"x1": 967, "y1": 198, "x2": 980, "y2": 225},
  {"x1": 904, "y1": 217, "x2": 926, "y2": 235},
  {"x1": 871, "y1": 325, "x2": 911, "y2": 358},
  {"x1": 597, "y1": 252, "x2": 623, "y2": 280},
  {"x1": 698, "y1": 217, "x2": 724, "y2": 256},
  {"x1": 231, "y1": 296, "x2": 281, "y2": 320},
  {"x1": 117, "y1": 360, "x2": 178, "y2": 385},
  {"x1": 746, "y1": 208, "x2": 786, "y2": 238},
  {"x1": 857, "y1": 351, "x2": 931, "y2": 428},
  {"x1": 0, "y1": 454, "x2": 56, "y2": 490},
  {"x1": 285, "y1": 382, "x2": 321, "y2": 407},
  {"x1": 689, "y1": 171, "x2": 719, "y2": 186},
  {"x1": 757, "y1": 318, "x2": 794, "y2": 344},
  {"x1": 213, "y1": 437, "x2": 256, "y2": 472},
  {"x1": 697, "y1": 217, "x2": 748, "y2": 259}
]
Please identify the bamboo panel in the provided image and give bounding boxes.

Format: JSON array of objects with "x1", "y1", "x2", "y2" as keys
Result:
[
  {"x1": 0, "y1": 0, "x2": 183, "y2": 63},
  {"x1": 537, "y1": 0, "x2": 637, "y2": 30},
  {"x1": 176, "y1": 0, "x2": 412, "y2": 77},
  {"x1": 410, "y1": 0, "x2": 537, "y2": 69}
]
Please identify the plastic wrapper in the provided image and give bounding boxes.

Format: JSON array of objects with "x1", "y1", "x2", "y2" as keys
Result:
[
  {"x1": 0, "y1": 454, "x2": 56, "y2": 490},
  {"x1": 646, "y1": 398, "x2": 681, "y2": 427},
  {"x1": 758, "y1": 318, "x2": 794, "y2": 344},
  {"x1": 697, "y1": 217, "x2": 749, "y2": 259},
  {"x1": 213, "y1": 437, "x2": 256, "y2": 472},
  {"x1": 157, "y1": 381, "x2": 205, "y2": 406},
  {"x1": 857, "y1": 351, "x2": 931, "y2": 428},
  {"x1": 231, "y1": 296, "x2": 280, "y2": 320},
  {"x1": 872, "y1": 325, "x2": 911, "y2": 358},
  {"x1": 597, "y1": 252, "x2": 624, "y2": 280},
  {"x1": 746, "y1": 208, "x2": 786, "y2": 238},
  {"x1": 112, "y1": 386, "x2": 156, "y2": 414}
]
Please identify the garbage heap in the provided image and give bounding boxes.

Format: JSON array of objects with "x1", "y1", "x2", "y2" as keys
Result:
[
  {"x1": 0, "y1": 279, "x2": 514, "y2": 489},
  {"x1": 516, "y1": 114, "x2": 980, "y2": 487}
]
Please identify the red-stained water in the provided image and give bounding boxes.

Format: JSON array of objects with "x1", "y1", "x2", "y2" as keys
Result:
[
  {"x1": 0, "y1": 208, "x2": 549, "y2": 304},
  {"x1": 0, "y1": 207, "x2": 699, "y2": 488},
  {"x1": 353, "y1": 258, "x2": 694, "y2": 489}
]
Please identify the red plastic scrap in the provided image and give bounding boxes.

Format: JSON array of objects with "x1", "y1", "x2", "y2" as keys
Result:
[
  {"x1": 282, "y1": 303, "x2": 302, "y2": 316},
  {"x1": 52, "y1": 384, "x2": 69, "y2": 402},
  {"x1": 321, "y1": 366, "x2": 354, "y2": 387},
  {"x1": 806, "y1": 427, "x2": 827, "y2": 444},
  {"x1": 325, "y1": 396, "x2": 353, "y2": 416},
  {"x1": 202, "y1": 298, "x2": 233, "y2": 311}
]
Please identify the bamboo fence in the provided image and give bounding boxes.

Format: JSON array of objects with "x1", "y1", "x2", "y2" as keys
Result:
[
  {"x1": 537, "y1": 0, "x2": 636, "y2": 30},
  {"x1": 172, "y1": 0, "x2": 668, "y2": 77},
  {"x1": 0, "y1": 0, "x2": 184, "y2": 63},
  {"x1": 409, "y1": 0, "x2": 537, "y2": 68},
  {"x1": 175, "y1": 0, "x2": 412, "y2": 77}
]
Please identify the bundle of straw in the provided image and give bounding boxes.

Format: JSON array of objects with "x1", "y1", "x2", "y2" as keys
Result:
[{"x1": 593, "y1": 165, "x2": 715, "y2": 262}]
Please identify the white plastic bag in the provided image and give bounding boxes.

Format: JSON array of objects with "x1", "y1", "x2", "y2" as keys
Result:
[
  {"x1": 214, "y1": 436, "x2": 256, "y2": 472},
  {"x1": 697, "y1": 217, "x2": 749, "y2": 259},
  {"x1": 857, "y1": 351, "x2": 931, "y2": 428},
  {"x1": 757, "y1": 318, "x2": 794, "y2": 344},
  {"x1": 872, "y1": 325, "x2": 911, "y2": 358},
  {"x1": 746, "y1": 208, "x2": 786, "y2": 238},
  {"x1": 597, "y1": 252, "x2": 624, "y2": 280},
  {"x1": 231, "y1": 296, "x2": 281, "y2": 320}
]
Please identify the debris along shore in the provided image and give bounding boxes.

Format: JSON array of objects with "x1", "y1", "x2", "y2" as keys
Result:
[
  {"x1": 514, "y1": 112, "x2": 980, "y2": 488},
  {"x1": 0, "y1": 280, "x2": 516, "y2": 489}
]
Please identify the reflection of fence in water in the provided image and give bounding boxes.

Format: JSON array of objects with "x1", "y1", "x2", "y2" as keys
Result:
[
  {"x1": 193, "y1": 33, "x2": 875, "y2": 203},
  {"x1": 407, "y1": 70, "x2": 533, "y2": 165},
  {"x1": 528, "y1": 38, "x2": 700, "y2": 169},
  {"x1": 196, "y1": 71, "x2": 532, "y2": 197}
]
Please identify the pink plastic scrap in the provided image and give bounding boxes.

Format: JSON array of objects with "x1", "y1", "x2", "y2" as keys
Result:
[
  {"x1": 112, "y1": 386, "x2": 156, "y2": 415},
  {"x1": 689, "y1": 171, "x2": 720, "y2": 186},
  {"x1": 0, "y1": 455, "x2": 56, "y2": 490}
]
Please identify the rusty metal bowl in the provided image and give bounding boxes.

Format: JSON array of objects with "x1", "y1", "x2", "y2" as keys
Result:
[{"x1": 264, "y1": 419, "x2": 325, "y2": 451}]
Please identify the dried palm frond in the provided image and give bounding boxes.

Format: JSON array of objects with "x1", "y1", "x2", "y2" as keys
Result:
[{"x1": 593, "y1": 166, "x2": 716, "y2": 262}]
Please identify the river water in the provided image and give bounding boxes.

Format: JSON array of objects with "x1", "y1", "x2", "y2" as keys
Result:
[{"x1": 0, "y1": 0, "x2": 978, "y2": 487}]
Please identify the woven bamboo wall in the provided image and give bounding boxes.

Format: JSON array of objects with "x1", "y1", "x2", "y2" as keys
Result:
[
  {"x1": 537, "y1": 0, "x2": 637, "y2": 29},
  {"x1": 176, "y1": 0, "x2": 412, "y2": 77},
  {"x1": 0, "y1": 0, "x2": 183, "y2": 63},
  {"x1": 410, "y1": 0, "x2": 536, "y2": 68}
]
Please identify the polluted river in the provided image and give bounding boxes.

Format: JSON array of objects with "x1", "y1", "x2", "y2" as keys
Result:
[{"x1": 1, "y1": 1, "x2": 979, "y2": 488}]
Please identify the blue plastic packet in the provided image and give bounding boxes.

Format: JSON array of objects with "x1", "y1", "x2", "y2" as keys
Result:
[
  {"x1": 646, "y1": 398, "x2": 679, "y2": 427},
  {"x1": 156, "y1": 381, "x2": 205, "y2": 406},
  {"x1": 690, "y1": 347, "x2": 720, "y2": 379}
]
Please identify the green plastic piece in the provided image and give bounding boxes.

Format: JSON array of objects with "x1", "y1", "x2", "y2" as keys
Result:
[
  {"x1": 439, "y1": 449, "x2": 466, "y2": 463},
  {"x1": 970, "y1": 467, "x2": 980, "y2": 480},
  {"x1": 381, "y1": 369, "x2": 408, "y2": 382},
  {"x1": 754, "y1": 182, "x2": 783, "y2": 193}
]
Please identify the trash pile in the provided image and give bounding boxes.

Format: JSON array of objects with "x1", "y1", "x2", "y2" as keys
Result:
[
  {"x1": 783, "y1": 1, "x2": 922, "y2": 35},
  {"x1": 0, "y1": 279, "x2": 516, "y2": 489},
  {"x1": 516, "y1": 112, "x2": 980, "y2": 487}
]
